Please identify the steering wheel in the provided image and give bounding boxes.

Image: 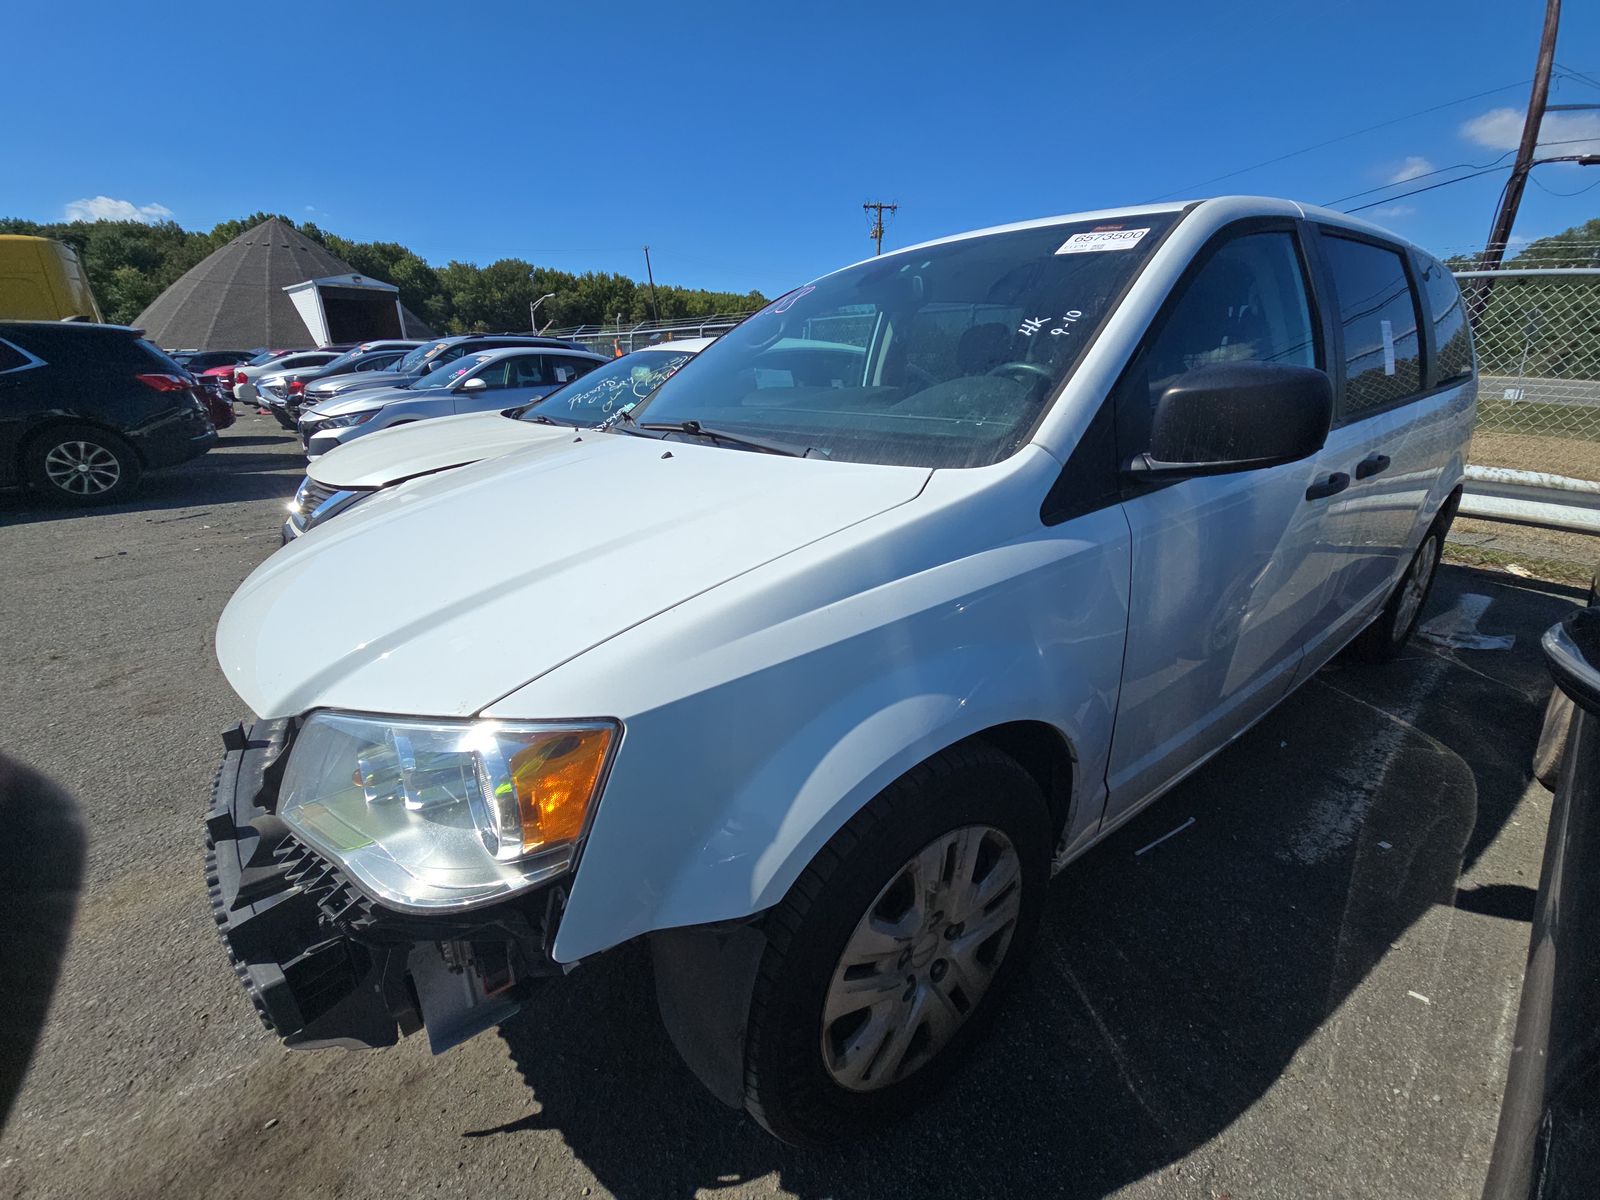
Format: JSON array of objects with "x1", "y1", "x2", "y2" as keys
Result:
[{"x1": 985, "y1": 361, "x2": 1055, "y2": 387}]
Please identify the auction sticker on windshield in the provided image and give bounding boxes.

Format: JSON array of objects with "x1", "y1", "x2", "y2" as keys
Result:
[{"x1": 1056, "y1": 228, "x2": 1151, "y2": 254}]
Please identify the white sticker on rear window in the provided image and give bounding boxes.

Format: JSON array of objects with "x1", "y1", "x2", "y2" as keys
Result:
[
  {"x1": 1056, "y1": 228, "x2": 1151, "y2": 254},
  {"x1": 1380, "y1": 319, "x2": 1396, "y2": 375}
]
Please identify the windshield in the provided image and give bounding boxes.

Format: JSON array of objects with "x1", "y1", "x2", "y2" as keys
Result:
[
  {"x1": 315, "y1": 348, "x2": 365, "y2": 373},
  {"x1": 396, "y1": 341, "x2": 451, "y2": 373},
  {"x1": 412, "y1": 353, "x2": 490, "y2": 390},
  {"x1": 632, "y1": 214, "x2": 1178, "y2": 467},
  {"x1": 521, "y1": 348, "x2": 696, "y2": 423},
  {"x1": 248, "y1": 349, "x2": 285, "y2": 366}
]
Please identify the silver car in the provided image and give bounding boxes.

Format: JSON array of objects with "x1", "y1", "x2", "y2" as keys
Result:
[{"x1": 298, "y1": 345, "x2": 606, "y2": 457}]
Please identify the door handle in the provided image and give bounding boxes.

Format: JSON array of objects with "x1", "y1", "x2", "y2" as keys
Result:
[
  {"x1": 1305, "y1": 472, "x2": 1350, "y2": 501},
  {"x1": 1354, "y1": 453, "x2": 1391, "y2": 481}
]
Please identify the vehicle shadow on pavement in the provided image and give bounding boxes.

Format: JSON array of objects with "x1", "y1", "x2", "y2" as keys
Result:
[
  {"x1": 0, "y1": 755, "x2": 85, "y2": 1133},
  {"x1": 0, "y1": 446, "x2": 301, "y2": 527},
  {"x1": 490, "y1": 568, "x2": 1566, "y2": 1199}
]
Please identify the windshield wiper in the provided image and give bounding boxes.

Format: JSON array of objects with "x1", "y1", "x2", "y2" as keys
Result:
[{"x1": 636, "y1": 420, "x2": 820, "y2": 458}]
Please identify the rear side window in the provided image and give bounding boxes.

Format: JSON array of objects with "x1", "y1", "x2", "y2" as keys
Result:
[
  {"x1": 542, "y1": 356, "x2": 586, "y2": 385},
  {"x1": 1318, "y1": 234, "x2": 1423, "y2": 416},
  {"x1": 135, "y1": 339, "x2": 188, "y2": 374},
  {"x1": 1419, "y1": 259, "x2": 1473, "y2": 385},
  {"x1": 0, "y1": 339, "x2": 29, "y2": 372}
]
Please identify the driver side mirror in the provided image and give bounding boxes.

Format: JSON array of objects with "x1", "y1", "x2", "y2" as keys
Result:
[
  {"x1": 1130, "y1": 362, "x2": 1332, "y2": 477},
  {"x1": 459, "y1": 376, "x2": 488, "y2": 392}
]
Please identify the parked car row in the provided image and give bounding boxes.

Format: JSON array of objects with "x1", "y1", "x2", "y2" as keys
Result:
[
  {"x1": 207, "y1": 196, "x2": 1479, "y2": 1146},
  {"x1": 283, "y1": 338, "x2": 711, "y2": 537},
  {"x1": 255, "y1": 341, "x2": 420, "y2": 429}
]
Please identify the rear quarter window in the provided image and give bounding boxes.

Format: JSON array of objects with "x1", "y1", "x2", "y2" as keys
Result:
[{"x1": 1419, "y1": 258, "x2": 1473, "y2": 385}]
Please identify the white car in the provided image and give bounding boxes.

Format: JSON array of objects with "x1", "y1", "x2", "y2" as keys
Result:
[
  {"x1": 207, "y1": 196, "x2": 1475, "y2": 1145},
  {"x1": 281, "y1": 339, "x2": 713, "y2": 539},
  {"x1": 295, "y1": 344, "x2": 608, "y2": 458},
  {"x1": 231, "y1": 348, "x2": 343, "y2": 403}
]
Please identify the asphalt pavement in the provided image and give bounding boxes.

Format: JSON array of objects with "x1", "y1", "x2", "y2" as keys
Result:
[{"x1": 0, "y1": 412, "x2": 1576, "y2": 1199}]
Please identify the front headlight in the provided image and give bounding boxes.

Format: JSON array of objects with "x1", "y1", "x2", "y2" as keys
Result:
[
  {"x1": 278, "y1": 711, "x2": 619, "y2": 911},
  {"x1": 316, "y1": 409, "x2": 379, "y2": 430}
]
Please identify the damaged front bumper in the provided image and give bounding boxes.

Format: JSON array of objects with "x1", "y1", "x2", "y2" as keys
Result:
[{"x1": 204, "y1": 720, "x2": 566, "y2": 1052}]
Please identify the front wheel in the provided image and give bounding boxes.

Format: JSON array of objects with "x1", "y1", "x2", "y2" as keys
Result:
[{"x1": 741, "y1": 742, "x2": 1050, "y2": 1146}]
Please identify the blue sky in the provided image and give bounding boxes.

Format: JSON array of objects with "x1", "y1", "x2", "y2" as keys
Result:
[{"x1": 3, "y1": 0, "x2": 1598, "y2": 295}]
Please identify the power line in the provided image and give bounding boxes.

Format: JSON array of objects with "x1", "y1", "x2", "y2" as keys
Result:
[
  {"x1": 1556, "y1": 62, "x2": 1600, "y2": 91},
  {"x1": 1531, "y1": 172, "x2": 1600, "y2": 197},
  {"x1": 1341, "y1": 165, "x2": 1513, "y2": 213},
  {"x1": 1322, "y1": 151, "x2": 1516, "y2": 206},
  {"x1": 1147, "y1": 78, "x2": 1539, "y2": 201},
  {"x1": 1321, "y1": 137, "x2": 1600, "y2": 208}
]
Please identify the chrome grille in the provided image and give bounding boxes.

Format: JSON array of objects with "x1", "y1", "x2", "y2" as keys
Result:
[{"x1": 293, "y1": 476, "x2": 338, "y2": 514}]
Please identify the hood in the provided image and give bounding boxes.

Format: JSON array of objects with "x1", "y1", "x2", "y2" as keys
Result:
[
  {"x1": 307, "y1": 369, "x2": 415, "y2": 398},
  {"x1": 217, "y1": 435, "x2": 930, "y2": 718},
  {"x1": 303, "y1": 384, "x2": 441, "y2": 419},
  {"x1": 306, "y1": 410, "x2": 567, "y2": 489}
]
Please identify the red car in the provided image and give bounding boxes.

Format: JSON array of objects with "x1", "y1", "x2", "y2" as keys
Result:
[{"x1": 196, "y1": 365, "x2": 238, "y2": 429}]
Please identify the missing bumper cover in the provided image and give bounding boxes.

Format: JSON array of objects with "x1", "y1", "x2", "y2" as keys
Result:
[{"x1": 205, "y1": 720, "x2": 561, "y2": 1051}]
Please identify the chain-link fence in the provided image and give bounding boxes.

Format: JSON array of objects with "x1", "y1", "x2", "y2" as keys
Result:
[
  {"x1": 1459, "y1": 266, "x2": 1600, "y2": 483},
  {"x1": 549, "y1": 312, "x2": 756, "y2": 357}
]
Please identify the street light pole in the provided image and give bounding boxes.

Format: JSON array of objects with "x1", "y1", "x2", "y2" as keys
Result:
[{"x1": 528, "y1": 291, "x2": 555, "y2": 332}]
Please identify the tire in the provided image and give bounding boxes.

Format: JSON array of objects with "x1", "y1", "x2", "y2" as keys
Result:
[
  {"x1": 1350, "y1": 520, "x2": 1446, "y2": 664},
  {"x1": 1533, "y1": 686, "x2": 1575, "y2": 790},
  {"x1": 741, "y1": 741, "x2": 1051, "y2": 1146},
  {"x1": 24, "y1": 424, "x2": 143, "y2": 506}
]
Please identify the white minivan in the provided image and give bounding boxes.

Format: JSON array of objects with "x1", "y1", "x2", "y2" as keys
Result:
[{"x1": 207, "y1": 196, "x2": 1475, "y2": 1145}]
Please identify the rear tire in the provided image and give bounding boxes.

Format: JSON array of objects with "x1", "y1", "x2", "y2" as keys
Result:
[
  {"x1": 741, "y1": 742, "x2": 1050, "y2": 1146},
  {"x1": 1350, "y1": 520, "x2": 1446, "y2": 664},
  {"x1": 24, "y1": 424, "x2": 142, "y2": 506}
]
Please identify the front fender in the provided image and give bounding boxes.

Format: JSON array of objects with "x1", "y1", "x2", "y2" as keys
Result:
[{"x1": 492, "y1": 475, "x2": 1131, "y2": 963}]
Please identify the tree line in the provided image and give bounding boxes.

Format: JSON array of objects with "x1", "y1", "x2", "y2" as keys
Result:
[{"x1": 0, "y1": 212, "x2": 768, "y2": 333}]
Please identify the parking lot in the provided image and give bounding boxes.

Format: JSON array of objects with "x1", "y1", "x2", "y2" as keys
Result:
[{"x1": 0, "y1": 414, "x2": 1577, "y2": 1200}]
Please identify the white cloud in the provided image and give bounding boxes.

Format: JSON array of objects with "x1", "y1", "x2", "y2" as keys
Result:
[
  {"x1": 1462, "y1": 106, "x2": 1600, "y2": 155},
  {"x1": 1372, "y1": 205, "x2": 1416, "y2": 218},
  {"x1": 62, "y1": 195, "x2": 175, "y2": 224},
  {"x1": 1388, "y1": 156, "x2": 1434, "y2": 183}
]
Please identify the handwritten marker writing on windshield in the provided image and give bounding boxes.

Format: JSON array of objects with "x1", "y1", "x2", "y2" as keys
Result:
[{"x1": 1135, "y1": 816, "x2": 1195, "y2": 857}]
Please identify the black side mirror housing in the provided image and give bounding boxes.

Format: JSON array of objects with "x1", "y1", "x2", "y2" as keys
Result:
[{"x1": 1131, "y1": 362, "x2": 1333, "y2": 477}]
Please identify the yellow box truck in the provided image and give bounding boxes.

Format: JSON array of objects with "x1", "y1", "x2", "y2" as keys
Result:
[{"x1": 0, "y1": 235, "x2": 103, "y2": 321}]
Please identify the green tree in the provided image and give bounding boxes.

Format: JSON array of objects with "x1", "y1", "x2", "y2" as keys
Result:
[{"x1": 1, "y1": 210, "x2": 764, "y2": 331}]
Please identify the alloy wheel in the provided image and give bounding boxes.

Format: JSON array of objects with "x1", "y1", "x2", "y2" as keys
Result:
[
  {"x1": 43, "y1": 440, "x2": 122, "y2": 496},
  {"x1": 1393, "y1": 532, "x2": 1440, "y2": 641},
  {"x1": 821, "y1": 824, "x2": 1022, "y2": 1092}
]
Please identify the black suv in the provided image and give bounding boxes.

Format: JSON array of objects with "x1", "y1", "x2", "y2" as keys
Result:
[{"x1": 0, "y1": 322, "x2": 217, "y2": 505}]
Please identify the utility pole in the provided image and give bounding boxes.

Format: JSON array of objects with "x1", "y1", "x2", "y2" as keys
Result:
[
  {"x1": 642, "y1": 245, "x2": 661, "y2": 323},
  {"x1": 1477, "y1": 0, "x2": 1561, "y2": 279},
  {"x1": 864, "y1": 201, "x2": 898, "y2": 255}
]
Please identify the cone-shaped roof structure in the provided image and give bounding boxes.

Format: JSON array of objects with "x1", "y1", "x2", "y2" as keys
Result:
[{"x1": 133, "y1": 217, "x2": 433, "y2": 349}]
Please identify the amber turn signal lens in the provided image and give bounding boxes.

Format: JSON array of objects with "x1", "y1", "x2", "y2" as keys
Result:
[{"x1": 508, "y1": 727, "x2": 614, "y2": 853}]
